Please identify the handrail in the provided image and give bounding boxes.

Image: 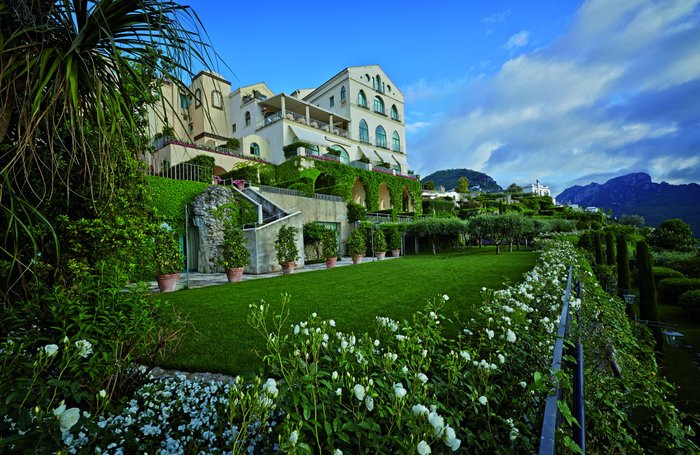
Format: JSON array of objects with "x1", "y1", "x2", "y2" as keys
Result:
[{"x1": 539, "y1": 265, "x2": 585, "y2": 454}]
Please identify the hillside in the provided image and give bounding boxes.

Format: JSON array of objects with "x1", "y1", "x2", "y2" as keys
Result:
[
  {"x1": 421, "y1": 168, "x2": 503, "y2": 193},
  {"x1": 556, "y1": 173, "x2": 700, "y2": 235}
]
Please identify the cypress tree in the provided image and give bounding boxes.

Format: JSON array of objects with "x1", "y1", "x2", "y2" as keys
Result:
[
  {"x1": 637, "y1": 240, "x2": 664, "y2": 354},
  {"x1": 605, "y1": 231, "x2": 616, "y2": 266},
  {"x1": 593, "y1": 231, "x2": 603, "y2": 265},
  {"x1": 617, "y1": 234, "x2": 633, "y2": 318}
]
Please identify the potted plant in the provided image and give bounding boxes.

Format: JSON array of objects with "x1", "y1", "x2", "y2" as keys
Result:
[
  {"x1": 346, "y1": 229, "x2": 367, "y2": 264},
  {"x1": 321, "y1": 228, "x2": 338, "y2": 268},
  {"x1": 221, "y1": 221, "x2": 250, "y2": 282},
  {"x1": 387, "y1": 226, "x2": 402, "y2": 257},
  {"x1": 374, "y1": 228, "x2": 387, "y2": 260},
  {"x1": 275, "y1": 225, "x2": 299, "y2": 274},
  {"x1": 154, "y1": 227, "x2": 183, "y2": 292}
]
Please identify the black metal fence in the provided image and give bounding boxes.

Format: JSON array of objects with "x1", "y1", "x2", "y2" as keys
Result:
[{"x1": 539, "y1": 265, "x2": 586, "y2": 454}]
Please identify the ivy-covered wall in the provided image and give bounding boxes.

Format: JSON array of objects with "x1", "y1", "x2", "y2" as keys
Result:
[
  {"x1": 147, "y1": 176, "x2": 209, "y2": 233},
  {"x1": 278, "y1": 157, "x2": 422, "y2": 218}
]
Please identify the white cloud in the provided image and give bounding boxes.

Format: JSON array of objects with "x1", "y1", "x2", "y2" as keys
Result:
[
  {"x1": 483, "y1": 9, "x2": 511, "y2": 26},
  {"x1": 505, "y1": 31, "x2": 530, "y2": 49},
  {"x1": 406, "y1": 121, "x2": 432, "y2": 133}
]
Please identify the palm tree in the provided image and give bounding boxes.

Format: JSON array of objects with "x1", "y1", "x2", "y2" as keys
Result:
[{"x1": 0, "y1": 0, "x2": 214, "y2": 301}]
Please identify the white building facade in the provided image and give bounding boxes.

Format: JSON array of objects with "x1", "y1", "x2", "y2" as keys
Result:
[{"x1": 148, "y1": 65, "x2": 411, "y2": 176}]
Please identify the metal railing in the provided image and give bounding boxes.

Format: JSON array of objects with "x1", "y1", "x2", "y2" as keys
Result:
[
  {"x1": 365, "y1": 212, "x2": 415, "y2": 224},
  {"x1": 146, "y1": 158, "x2": 209, "y2": 183},
  {"x1": 259, "y1": 185, "x2": 345, "y2": 202},
  {"x1": 539, "y1": 265, "x2": 586, "y2": 454}
]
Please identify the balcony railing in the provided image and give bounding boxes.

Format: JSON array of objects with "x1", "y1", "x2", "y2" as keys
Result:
[{"x1": 257, "y1": 110, "x2": 349, "y2": 138}]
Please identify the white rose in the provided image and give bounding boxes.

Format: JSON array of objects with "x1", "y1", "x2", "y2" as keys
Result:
[
  {"x1": 59, "y1": 408, "x2": 80, "y2": 432},
  {"x1": 353, "y1": 384, "x2": 365, "y2": 401},
  {"x1": 43, "y1": 344, "x2": 59, "y2": 357},
  {"x1": 417, "y1": 440, "x2": 431, "y2": 455}
]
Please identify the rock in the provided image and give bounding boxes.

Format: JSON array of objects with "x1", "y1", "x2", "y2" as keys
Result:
[{"x1": 191, "y1": 186, "x2": 236, "y2": 273}]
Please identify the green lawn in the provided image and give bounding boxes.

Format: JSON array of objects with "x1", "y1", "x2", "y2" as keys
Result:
[{"x1": 157, "y1": 247, "x2": 538, "y2": 376}]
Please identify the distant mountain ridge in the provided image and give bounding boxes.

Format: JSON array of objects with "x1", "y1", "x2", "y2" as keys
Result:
[
  {"x1": 556, "y1": 173, "x2": 700, "y2": 235},
  {"x1": 421, "y1": 168, "x2": 503, "y2": 193}
]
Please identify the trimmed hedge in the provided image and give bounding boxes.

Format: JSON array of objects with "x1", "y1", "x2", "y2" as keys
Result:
[
  {"x1": 679, "y1": 289, "x2": 700, "y2": 319},
  {"x1": 147, "y1": 176, "x2": 209, "y2": 233},
  {"x1": 651, "y1": 266, "x2": 685, "y2": 285},
  {"x1": 657, "y1": 277, "x2": 700, "y2": 305}
]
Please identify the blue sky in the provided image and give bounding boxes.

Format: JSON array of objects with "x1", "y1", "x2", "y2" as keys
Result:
[{"x1": 187, "y1": 0, "x2": 700, "y2": 194}]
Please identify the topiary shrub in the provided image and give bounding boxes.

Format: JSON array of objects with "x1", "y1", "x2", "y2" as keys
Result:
[
  {"x1": 679, "y1": 290, "x2": 700, "y2": 319},
  {"x1": 652, "y1": 266, "x2": 685, "y2": 285},
  {"x1": 657, "y1": 277, "x2": 700, "y2": 305},
  {"x1": 373, "y1": 228, "x2": 387, "y2": 254}
]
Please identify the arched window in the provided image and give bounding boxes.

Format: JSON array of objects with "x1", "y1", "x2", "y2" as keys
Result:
[
  {"x1": 392, "y1": 131, "x2": 401, "y2": 152},
  {"x1": 250, "y1": 142, "x2": 260, "y2": 156},
  {"x1": 374, "y1": 75, "x2": 381, "y2": 91},
  {"x1": 340, "y1": 86, "x2": 346, "y2": 103},
  {"x1": 194, "y1": 89, "x2": 202, "y2": 108},
  {"x1": 390, "y1": 105, "x2": 399, "y2": 121},
  {"x1": 245, "y1": 111, "x2": 251, "y2": 127},
  {"x1": 359, "y1": 119, "x2": 369, "y2": 143},
  {"x1": 329, "y1": 145, "x2": 349, "y2": 164},
  {"x1": 357, "y1": 90, "x2": 367, "y2": 108},
  {"x1": 211, "y1": 90, "x2": 223, "y2": 109},
  {"x1": 375, "y1": 126, "x2": 387, "y2": 148},
  {"x1": 307, "y1": 144, "x2": 319, "y2": 156},
  {"x1": 373, "y1": 96, "x2": 384, "y2": 114}
]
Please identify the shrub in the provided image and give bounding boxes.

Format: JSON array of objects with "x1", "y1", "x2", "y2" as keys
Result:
[
  {"x1": 220, "y1": 222, "x2": 250, "y2": 269},
  {"x1": 347, "y1": 201, "x2": 367, "y2": 223},
  {"x1": 679, "y1": 290, "x2": 700, "y2": 319},
  {"x1": 345, "y1": 229, "x2": 367, "y2": 256},
  {"x1": 652, "y1": 266, "x2": 685, "y2": 285},
  {"x1": 649, "y1": 218, "x2": 696, "y2": 252},
  {"x1": 275, "y1": 225, "x2": 299, "y2": 265},
  {"x1": 382, "y1": 224, "x2": 402, "y2": 251},
  {"x1": 283, "y1": 141, "x2": 311, "y2": 158},
  {"x1": 153, "y1": 227, "x2": 184, "y2": 275},
  {"x1": 224, "y1": 137, "x2": 240, "y2": 150},
  {"x1": 657, "y1": 277, "x2": 700, "y2": 305},
  {"x1": 373, "y1": 228, "x2": 387, "y2": 253},
  {"x1": 321, "y1": 228, "x2": 338, "y2": 259},
  {"x1": 303, "y1": 222, "x2": 327, "y2": 260}
]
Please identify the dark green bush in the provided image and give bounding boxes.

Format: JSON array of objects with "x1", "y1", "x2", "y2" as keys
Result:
[
  {"x1": 679, "y1": 290, "x2": 700, "y2": 319},
  {"x1": 347, "y1": 201, "x2": 367, "y2": 223},
  {"x1": 282, "y1": 141, "x2": 311, "y2": 158},
  {"x1": 657, "y1": 277, "x2": 700, "y2": 305},
  {"x1": 652, "y1": 266, "x2": 685, "y2": 285}
]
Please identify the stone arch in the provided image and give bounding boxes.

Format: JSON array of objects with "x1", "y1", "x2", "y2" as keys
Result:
[
  {"x1": 401, "y1": 186, "x2": 414, "y2": 212},
  {"x1": 351, "y1": 178, "x2": 366, "y2": 207},
  {"x1": 379, "y1": 182, "x2": 392, "y2": 210}
]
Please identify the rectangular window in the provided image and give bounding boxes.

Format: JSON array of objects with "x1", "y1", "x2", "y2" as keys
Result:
[
  {"x1": 232, "y1": 123, "x2": 237, "y2": 133},
  {"x1": 330, "y1": 96, "x2": 335, "y2": 108},
  {"x1": 179, "y1": 93, "x2": 191, "y2": 109}
]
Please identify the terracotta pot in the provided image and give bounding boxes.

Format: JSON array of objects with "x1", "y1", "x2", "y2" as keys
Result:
[
  {"x1": 352, "y1": 255, "x2": 364, "y2": 264},
  {"x1": 156, "y1": 273, "x2": 180, "y2": 292},
  {"x1": 226, "y1": 267, "x2": 244, "y2": 283},
  {"x1": 376, "y1": 252, "x2": 386, "y2": 260},
  {"x1": 391, "y1": 249, "x2": 400, "y2": 257},
  {"x1": 281, "y1": 261, "x2": 296, "y2": 275},
  {"x1": 325, "y1": 257, "x2": 337, "y2": 268}
]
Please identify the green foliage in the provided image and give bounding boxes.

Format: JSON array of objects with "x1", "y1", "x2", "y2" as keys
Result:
[
  {"x1": 224, "y1": 137, "x2": 240, "y2": 150},
  {"x1": 347, "y1": 201, "x2": 367, "y2": 223},
  {"x1": 219, "y1": 162, "x2": 276, "y2": 186},
  {"x1": 345, "y1": 229, "x2": 367, "y2": 256},
  {"x1": 275, "y1": 225, "x2": 299, "y2": 265},
  {"x1": 283, "y1": 141, "x2": 311, "y2": 158},
  {"x1": 507, "y1": 183, "x2": 522, "y2": 193},
  {"x1": 619, "y1": 213, "x2": 645, "y2": 227},
  {"x1": 637, "y1": 241, "x2": 659, "y2": 323},
  {"x1": 456, "y1": 176, "x2": 469, "y2": 193},
  {"x1": 321, "y1": 228, "x2": 338, "y2": 259},
  {"x1": 154, "y1": 227, "x2": 183, "y2": 275},
  {"x1": 422, "y1": 198, "x2": 456, "y2": 216},
  {"x1": 303, "y1": 222, "x2": 326, "y2": 260},
  {"x1": 381, "y1": 224, "x2": 402, "y2": 250},
  {"x1": 605, "y1": 231, "x2": 616, "y2": 266},
  {"x1": 221, "y1": 223, "x2": 250, "y2": 269},
  {"x1": 0, "y1": 265, "x2": 186, "y2": 452},
  {"x1": 593, "y1": 231, "x2": 604, "y2": 265},
  {"x1": 616, "y1": 234, "x2": 632, "y2": 292},
  {"x1": 679, "y1": 290, "x2": 700, "y2": 319},
  {"x1": 147, "y1": 176, "x2": 209, "y2": 233},
  {"x1": 373, "y1": 228, "x2": 387, "y2": 253},
  {"x1": 652, "y1": 266, "x2": 685, "y2": 284},
  {"x1": 424, "y1": 181, "x2": 435, "y2": 190},
  {"x1": 649, "y1": 218, "x2": 696, "y2": 251},
  {"x1": 657, "y1": 277, "x2": 700, "y2": 306},
  {"x1": 172, "y1": 155, "x2": 214, "y2": 182}
]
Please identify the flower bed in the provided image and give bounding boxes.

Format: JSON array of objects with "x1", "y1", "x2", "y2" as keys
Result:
[{"x1": 6, "y1": 241, "x2": 695, "y2": 453}]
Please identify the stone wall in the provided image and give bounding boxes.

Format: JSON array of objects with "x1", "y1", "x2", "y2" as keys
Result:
[
  {"x1": 244, "y1": 212, "x2": 304, "y2": 274},
  {"x1": 191, "y1": 186, "x2": 235, "y2": 273}
]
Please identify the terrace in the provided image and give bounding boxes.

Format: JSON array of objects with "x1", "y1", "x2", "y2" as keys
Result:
[{"x1": 256, "y1": 94, "x2": 350, "y2": 138}]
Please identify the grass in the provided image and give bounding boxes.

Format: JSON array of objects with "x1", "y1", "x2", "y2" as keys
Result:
[{"x1": 157, "y1": 247, "x2": 538, "y2": 376}]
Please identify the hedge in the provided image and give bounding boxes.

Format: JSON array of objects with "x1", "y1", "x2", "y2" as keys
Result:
[
  {"x1": 651, "y1": 266, "x2": 685, "y2": 285},
  {"x1": 679, "y1": 290, "x2": 700, "y2": 319},
  {"x1": 147, "y1": 176, "x2": 209, "y2": 233},
  {"x1": 657, "y1": 277, "x2": 700, "y2": 305}
]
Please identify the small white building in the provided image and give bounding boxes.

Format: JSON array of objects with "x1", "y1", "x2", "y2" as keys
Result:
[{"x1": 530, "y1": 180, "x2": 551, "y2": 197}]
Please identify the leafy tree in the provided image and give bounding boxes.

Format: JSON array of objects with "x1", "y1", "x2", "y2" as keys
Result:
[
  {"x1": 649, "y1": 218, "x2": 696, "y2": 252},
  {"x1": 593, "y1": 232, "x2": 604, "y2": 265},
  {"x1": 637, "y1": 240, "x2": 664, "y2": 354},
  {"x1": 618, "y1": 214, "x2": 645, "y2": 227},
  {"x1": 605, "y1": 231, "x2": 616, "y2": 266},
  {"x1": 424, "y1": 181, "x2": 435, "y2": 190},
  {"x1": 507, "y1": 183, "x2": 522, "y2": 194},
  {"x1": 456, "y1": 176, "x2": 469, "y2": 193}
]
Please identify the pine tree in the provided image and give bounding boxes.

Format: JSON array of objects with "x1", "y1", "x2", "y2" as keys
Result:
[
  {"x1": 605, "y1": 231, "x2": 616, "y2": 266},
  {"x1": 637, "y1": 240, "x2": 664, "y2": 354},
  {"x1": 593, "y1": 232, "x2": 603, "y2": 265},
  {"x1": 617, "y1": 234, "x2": 634, "y2": 318}
]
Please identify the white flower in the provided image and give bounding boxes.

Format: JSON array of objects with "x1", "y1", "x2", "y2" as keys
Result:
[
  {"x1": 519, "y1": 381, "x2": 527, "y2": 388},
  {"x1": 59, "y1": 408, "x2": 80, "y2": 432},
  {"x1": 478, "y1": 396, "x2": 488, "y2": 406},
  {"x1": 422, "y1": 349, "x2": 427, "y2": 357},
  {"x1": 334, "y1": 450, "x2": 343, "y2": 455},
  {"x1": 510, "y1": 427, "x2": 520, "y2": 441},
  {"x1": 416, "y1": 373, "x2": 428, "y2": 384},
  {"x1": 428, "y1": 411, "x2": 445, "y2": 435},
  {"x1": 341, "y1": 340, "x2": 348, "y2": 349},
  {"x1": 294, "y1": 325, "x2": 300, "y2": 335},
  {"x1": 329, "y1": 319, "x2": 336, "y2": 327},
  {"x1": 289, "y1": 430, "x2": 298, "y2": 444},
  {"x1": 498, "y1": 354, "x2": 505, "y2": 364},
  {"x1": 365, "y1": 396, "x2": 374, "y2": 411},
  {"x1": 263, "y1": 378, "x2": 278, "y2": 396},
  {"x1": 53, "y1": 402, "x2": 66, "y2": 417},
  {"x1": 353, "y1": 384, "x2": 366, "y2": 401},
  {"x1": 43, "y1": 344, "x2": 59, "y2": 357},
  {"x1": 442, "y1": 294, "x2": 449, "y2": 301},
  {"x1": 393, "y1": 382, "x2": 407, "y2": 399},
  {"x1": 374, "y1": 339, "x2": 380, "y2": 347},
  {"x1": 443, "y1": 425, "x2": 461, "y2": 451},
  {"x1": 335, "y1": 387, "x2": 342, "y2": 396},
  {"x1": 412, "y1": 404, "x2": 429, "y2": 416},
  {"x1": 74, "y1": 340, "x2": 93, "y2": 358},
  {"x1": 332, "y1": 371, "x2": 339, "y2": 380},
  {"x1": 507, "y1": 328, "x2": 517, "y2": 343},
  {"x1": 485, "y1": 329, "x2": 494, "y2": 340},
  {"x1": 417, "y1": 440, "x2": 431, "y2": 455},
  {"x1": 98, "y1": 389, "x2": 107, "y2": 398},
  {"x1": 460, "y1": 351, "x2": 471, "y2": 361},
  {"x1": 312, "y1": 312, "x2": 317, "y2": 318}
]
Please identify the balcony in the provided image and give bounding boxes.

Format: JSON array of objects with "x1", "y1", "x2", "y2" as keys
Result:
[{"x1": 257, "y1": 94, "x2": 350, "y2": 139}]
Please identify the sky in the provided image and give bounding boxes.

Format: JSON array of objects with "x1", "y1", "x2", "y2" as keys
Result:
[{"x1": 186, "y1": 0, "x2": 700, "y2": 195}]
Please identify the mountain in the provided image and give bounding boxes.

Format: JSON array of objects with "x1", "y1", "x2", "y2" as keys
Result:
[
  {"x1": 556, "y1": 173, "x2": 700, "y2": 235},
  {"x1": 421, "y1": 169, "x2": 503, "y2": 193}
]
